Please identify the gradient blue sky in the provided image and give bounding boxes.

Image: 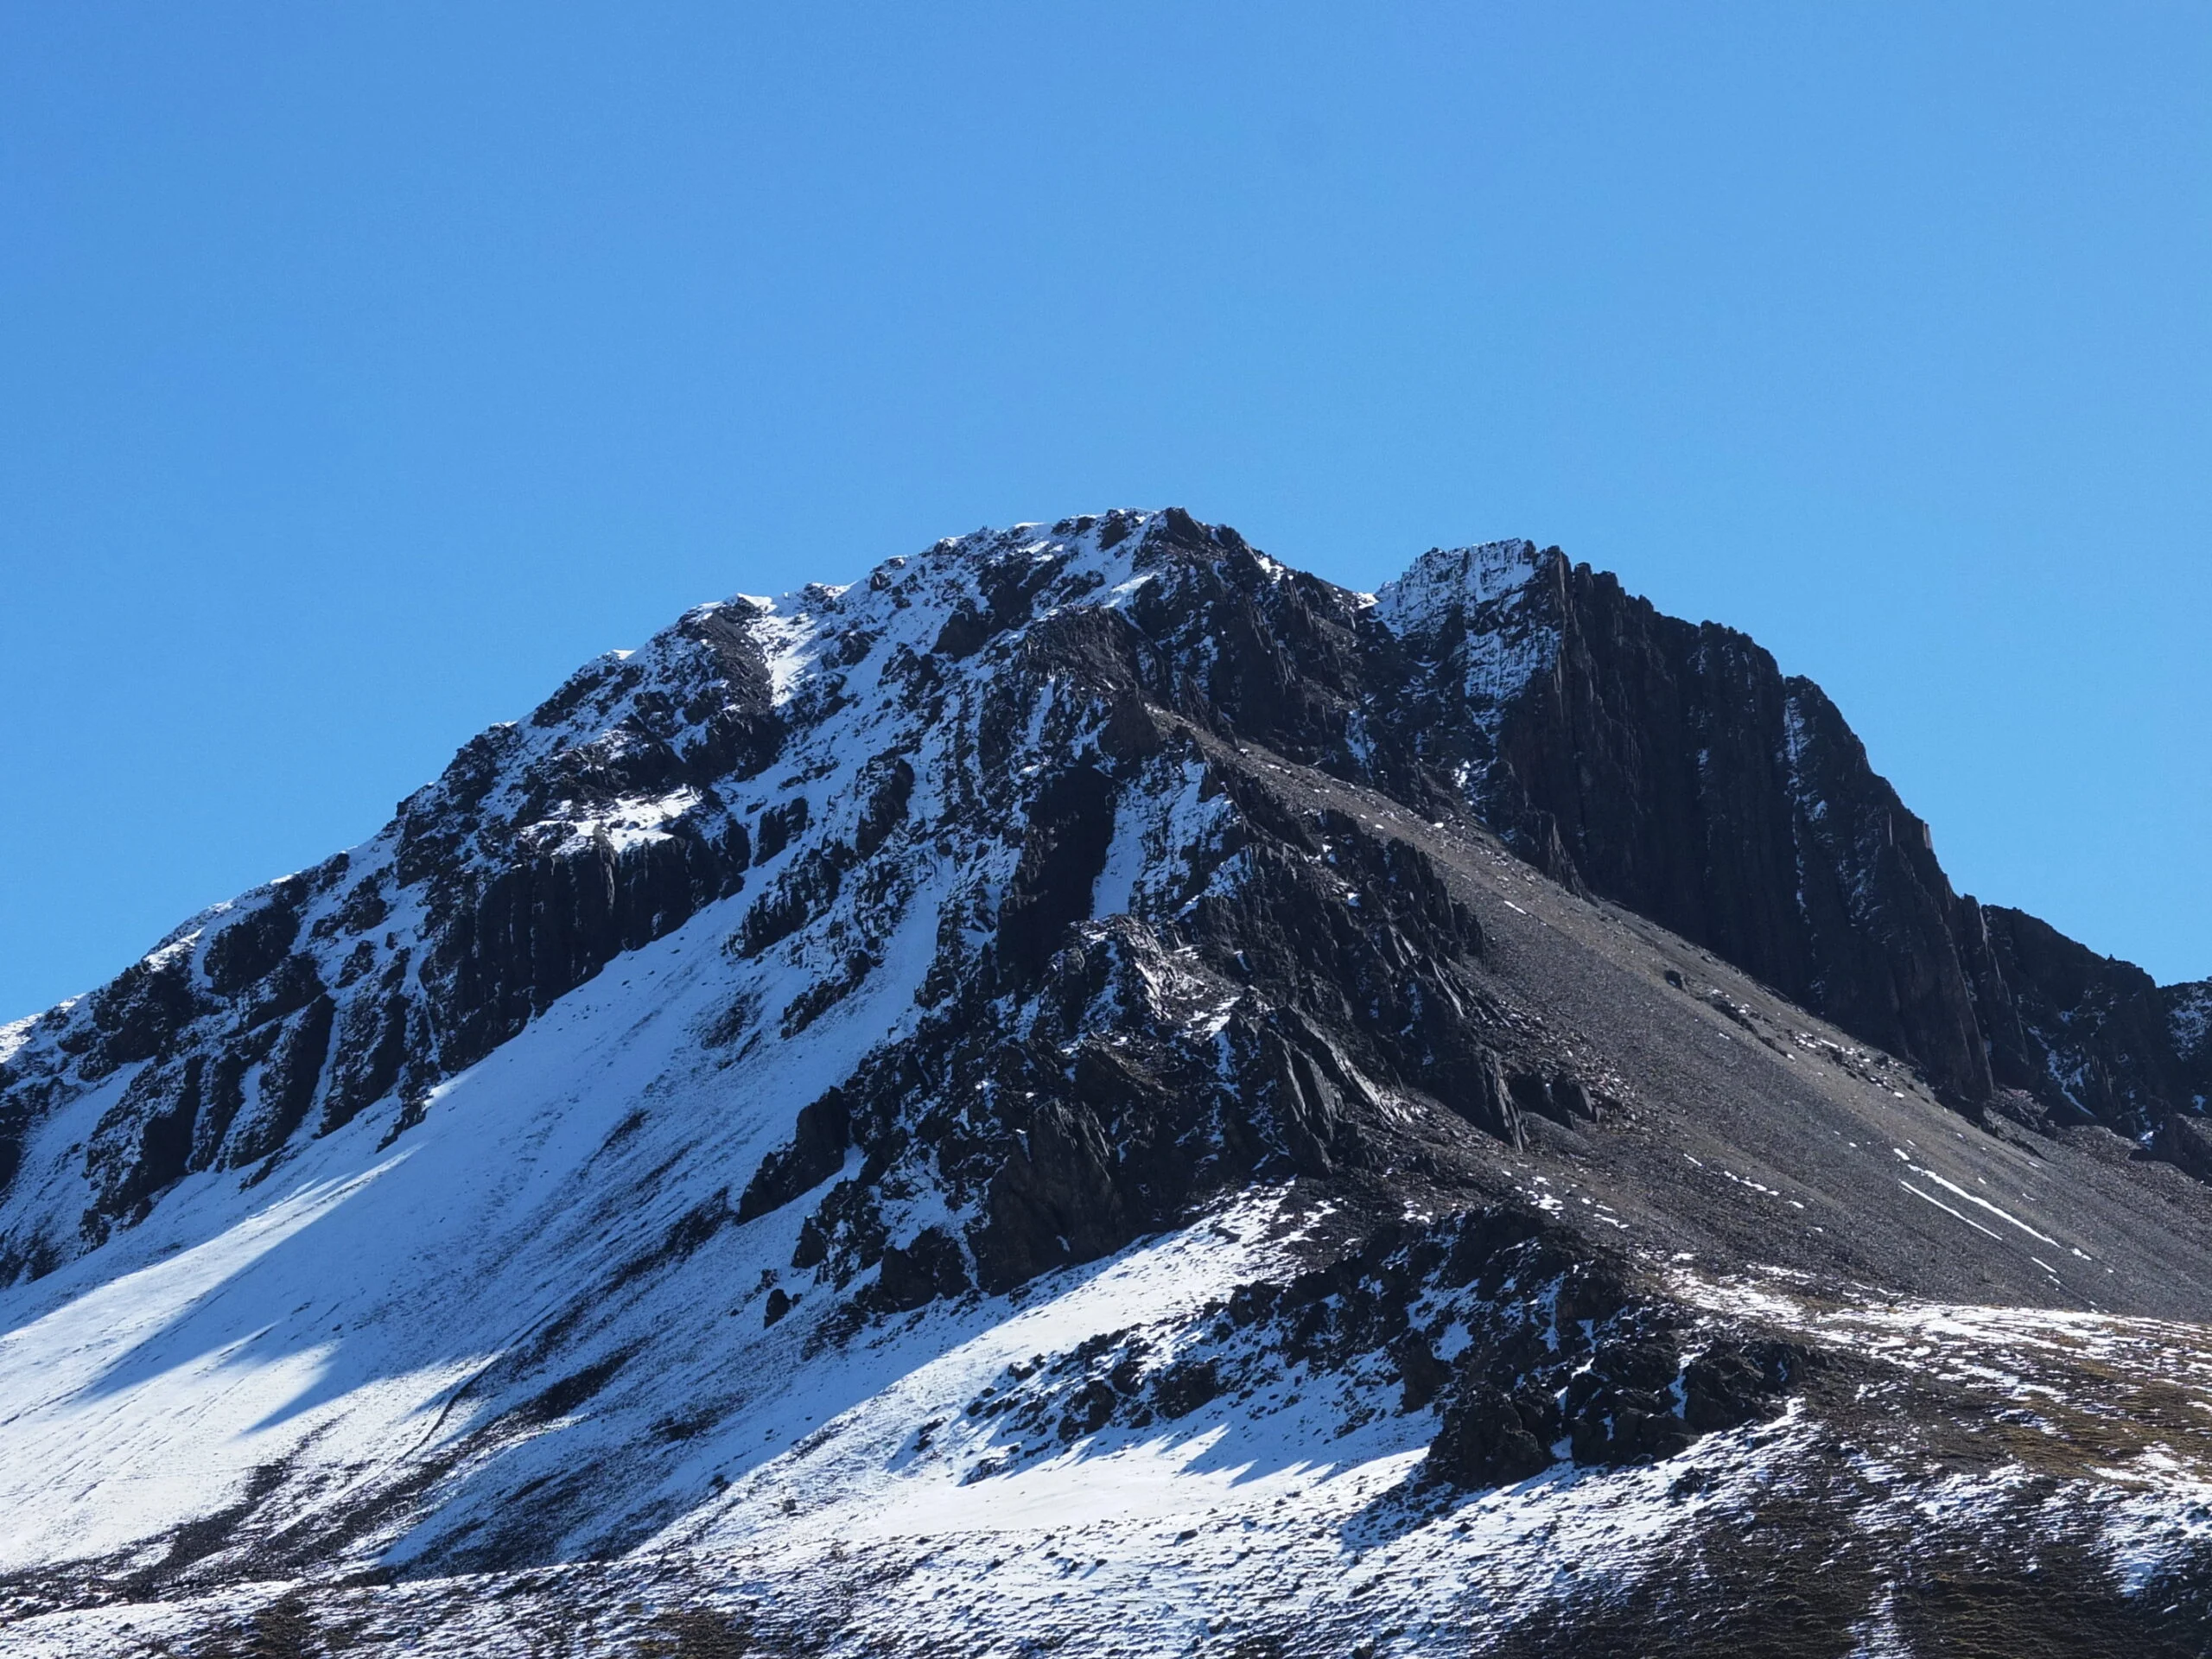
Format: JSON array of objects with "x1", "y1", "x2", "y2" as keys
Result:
[{"x1": 2, "y1": 2, "x2": 2205, "y2": 1018}]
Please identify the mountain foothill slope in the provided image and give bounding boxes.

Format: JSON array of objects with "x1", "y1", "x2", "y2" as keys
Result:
[{"x1": 1, "y1": 508, "x2": 2209, "y2": 1656}]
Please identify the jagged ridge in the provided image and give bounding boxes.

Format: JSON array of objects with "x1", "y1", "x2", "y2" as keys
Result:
[{"x1": 7, "y1": 508, "x2": 2202, "y2": 1289}]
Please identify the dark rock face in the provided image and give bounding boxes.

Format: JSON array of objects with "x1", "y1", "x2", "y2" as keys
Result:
[
  {"x1": 994, "y1": 764, "x2": 1117, "y2": 982},
  {"x1": 1431, "y1": 1383, "x2": 1556, "y2": 1487},
  {"x1": 1959, "y1": 903, "x2": 2192, "y2": 1135},
  {"x1": 1448, "y1": 561, "x2": 1992, "y2": 1103},
  {"x1": 736, "y1": 1090, "x2": 850, "y2": 1224},
  {"x1": 2164, "y1": 982, "x2": 2211, "y2": 1111},
  {"x1": 1416, "y1": 554, "x2": 2202, "y2": 1144},
  {"x1": 793, "y1": 779, "x2": 1515, "y2": 1301},
  {"x1": 1431, "y1": 1318, "x2": 1800, "y2": 1485},
  {"x1": 865, "y1": 1227, "x2": 971, "y2": 1313}
]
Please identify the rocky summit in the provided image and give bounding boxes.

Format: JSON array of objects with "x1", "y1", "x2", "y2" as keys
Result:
[{"x1": 2, "y1": 508, "x2": 2209, "y2": 1658}]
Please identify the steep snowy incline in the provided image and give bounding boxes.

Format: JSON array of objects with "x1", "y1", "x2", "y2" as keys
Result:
[
  {"x1": 0, "y1": 509, "x2": 1297, "y2": 1578},
  {"x1": 0, "y1": 511, "x2": 1236, "y2": 1281}
]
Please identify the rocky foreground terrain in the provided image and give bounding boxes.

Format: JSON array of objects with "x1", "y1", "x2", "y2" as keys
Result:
[{"x1": 2, "y1": 509, "x2": 2208, "y2": 1656}]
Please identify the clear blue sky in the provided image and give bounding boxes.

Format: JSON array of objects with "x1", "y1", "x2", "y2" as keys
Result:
[{"x1": 2, "y1": 3, "x2": 2205, "y2": 1019}]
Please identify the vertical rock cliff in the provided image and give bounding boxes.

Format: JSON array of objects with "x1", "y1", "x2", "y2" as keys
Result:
[{"x1": 1443, "y1": 550, "x2": 2199, "y2": 1140}]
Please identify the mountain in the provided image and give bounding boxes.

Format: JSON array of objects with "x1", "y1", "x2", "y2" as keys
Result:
[{"x1": 2, "y1": 508, "x2": 2209, "y2": 1657}]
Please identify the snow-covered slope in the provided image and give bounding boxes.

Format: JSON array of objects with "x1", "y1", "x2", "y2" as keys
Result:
[{"x1": 3, "y1": 509, "x2": 2210, "y2": 1656}]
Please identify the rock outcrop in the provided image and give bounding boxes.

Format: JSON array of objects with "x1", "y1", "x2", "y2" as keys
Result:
[
  {"x1": 2170, "y1": 980, "x2": 2212, "y2": 1110},
  {"x1": 1421, "y1": 550, "x2": 2202, "y2": 1140}
]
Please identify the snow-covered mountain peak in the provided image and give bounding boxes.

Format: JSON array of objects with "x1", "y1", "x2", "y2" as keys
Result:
[
  {"x1": 0, "y1": 506, "x2": 1361, "y2": 1282},
  {"x1": 1370, "y1": 537, "x2": 1549, "y2": 637},
  {"x1": 689, "y1": 509, "x2": 1247, "y2": 708},
  {"x1": 7, "y1": 511, "x2": 2212, "y2": 1655}
]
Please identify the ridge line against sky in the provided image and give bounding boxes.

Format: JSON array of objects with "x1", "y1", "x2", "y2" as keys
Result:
[{"x1": 1, "y1": 2, "x2": 2204, "y2": 1014}]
